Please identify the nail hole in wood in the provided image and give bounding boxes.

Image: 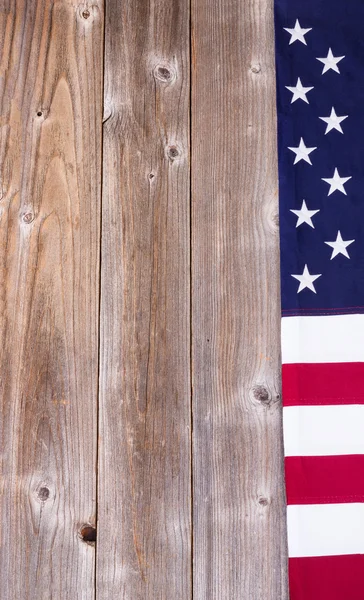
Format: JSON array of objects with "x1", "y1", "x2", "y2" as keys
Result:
[
  {"x1": 80, "y1": 524, "x2": 96, "y2": 543},
  {"x1": 37, "y1": 111, "x2": 43, "y2": 117},
  {"x1": 149, "y1": 172, "x2": 155, "y2": 180}
]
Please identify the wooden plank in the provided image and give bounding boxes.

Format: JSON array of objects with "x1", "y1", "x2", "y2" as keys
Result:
[
  {"x1": 97, "y1": 0, "x2": 191, "y2": 597},
  {"x1": 0, "y1": 1, "x2": 103, "y2": 597},
  {"x1": 191, "y1": 0, "x2": 288, "y2": 597}
]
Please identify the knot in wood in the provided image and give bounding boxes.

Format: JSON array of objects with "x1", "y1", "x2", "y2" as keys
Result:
[
  {"x1": 167, "y1": 145, "x2": 180, "y2": 160},
  {"x1": 154, "y1": 64, "x2": 175, "y2": 83},
  {"x1": 23, "y1": 212, "x2": 34, "y2": 224},
  {"x1": 250, "y1": 63, "x2": 261, "y2": 74},
  {"x1": 82, "y1": 9, "x2": 90, "y2": 19},
  {"x1": 37, "y1": 487, "x2": 50, "y2": 502},
  {"x1": 252, "y1": 385, "x2": 270, "y2": 405},
  {"x1": 272, "y1": 213, "x2": 279, "y2": 227},
  {"x1": 258, "y1": 496, "x2": 269, "y2": 507},
  {"x1": 79, "y1": 524, "x2": 97, "y2": 544}
]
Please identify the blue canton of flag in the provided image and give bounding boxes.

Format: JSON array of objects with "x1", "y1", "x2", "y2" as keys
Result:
[{"x1": 275, "y1": 0, "x2": 364, "y2": 316}]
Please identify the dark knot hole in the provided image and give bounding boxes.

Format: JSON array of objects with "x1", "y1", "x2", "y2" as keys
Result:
[{"x1": 80, "y1": 525, "x2": 97, "y2": 543}]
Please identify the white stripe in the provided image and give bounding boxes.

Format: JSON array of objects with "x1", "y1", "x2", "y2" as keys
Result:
[
  {"x1": 281, "y1": 313, "x2": 364, "y2": 363},
  {"x1": 283, "y1": 404, "x2": 364, "y2": 456},
  {"x1": 287, "y1": 503, "x2": 364, "y2": 557}
]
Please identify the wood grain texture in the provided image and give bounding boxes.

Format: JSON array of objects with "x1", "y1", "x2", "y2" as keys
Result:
[
  {"x1": 0, "y1": 1, "x2": 103, "y2": 598},
  {"x1": 97, "y1": 0, "x2": 191, "y2": 597},
  {"x1": 191, "y1": 0, "x2": 288, "y2": 598}
]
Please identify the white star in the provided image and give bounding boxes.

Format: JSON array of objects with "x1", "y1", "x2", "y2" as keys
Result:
[
  {"x1": 322, "y1": 168, "x2": 352, "y2": 196},
  {"x1": 284, "y1": 20, "x2": 312, "y2": 45},
  {"x1": 288, "y1": 138, "x2": 317, "y2": 165},
  {"x1": 290, "y1": 200, "x2": 320, "y2": 228},
  {"x1": 325, "y1": 230, "x2": 355, "y2": 259},
  {"x1": 316, "y1": 48, "x2": 345, "y2": 74},
  {"x1": 292, "y1": 265, "x2": 322, "y2": 294},
  {"x1": 286, "y1": 77, "x2": 314, "y2": 104},
  {"x1": 319, "y1": 107, "x2": 348, "y2": 134}
]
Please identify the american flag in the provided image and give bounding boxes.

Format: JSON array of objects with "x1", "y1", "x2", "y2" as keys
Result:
[{"x1": 274, "y1": 1, "x2": 364, "y2": 598}]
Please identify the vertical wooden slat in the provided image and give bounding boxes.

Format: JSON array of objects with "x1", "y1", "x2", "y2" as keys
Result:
[
  {"x1": 97, "y1": 1, "x2": 191, "y2": 597},
  {"x1": 0, "y1": 1, "x2": 103, "y2": 597},
  {"x1": 191, "y1": 0, "x2": 288, "y2": 598}
]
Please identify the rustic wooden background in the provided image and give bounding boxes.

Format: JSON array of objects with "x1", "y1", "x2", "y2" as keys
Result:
[{"x1": 0, "y1": 0, "x2": 287, "y2": 598}]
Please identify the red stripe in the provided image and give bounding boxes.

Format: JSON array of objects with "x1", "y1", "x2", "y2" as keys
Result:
[
  {"x1": 282, "y1": 363, "x2": 364, "y2": 406},
  {"x1": 289, "y1": 555, "x2": 364, "y2": 600},
  {"x1": 285, "y1": 455, "x2": 364, "y2": 504}
]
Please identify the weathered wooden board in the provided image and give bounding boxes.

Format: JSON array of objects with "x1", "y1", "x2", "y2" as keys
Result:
[
  {"x1": 191, "y1": 0, "x2": 288, "y2": 597},
  {"x1": 97, "y1": 0, "x2": 191, "y2": 597},
  {"x1": 0, "y1": 1, "x2": 103, "y2": 597},
  {"x1": 0, "y1": 0, "x2": 288, "y2": 596}
]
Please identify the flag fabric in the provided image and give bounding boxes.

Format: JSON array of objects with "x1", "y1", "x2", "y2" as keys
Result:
[{"x1": 274, "y1": 1, "x2": 364, "y2": 598}]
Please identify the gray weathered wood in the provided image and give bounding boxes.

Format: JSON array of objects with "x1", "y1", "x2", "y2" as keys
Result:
[
  {"x1": 0, "y1": 1, "x2": 103, "y2": 597},
  {"x1": 97, "y1": 0, "x2": 191, "y2": 597},
  {"x1": 0, "y1": 1, "x2": 288, "y2": 596},
  {"x1": 191, "y1": 0, "x2": 288, "y2": 597}
]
